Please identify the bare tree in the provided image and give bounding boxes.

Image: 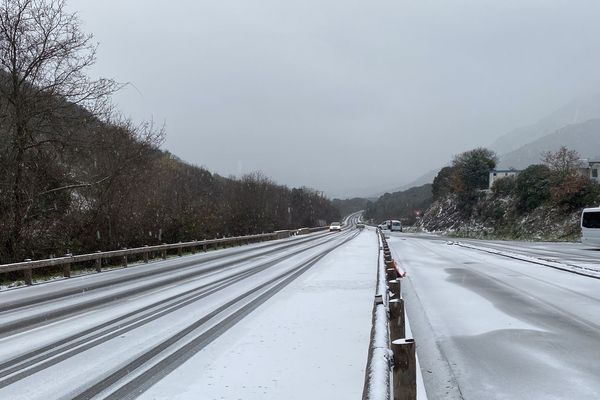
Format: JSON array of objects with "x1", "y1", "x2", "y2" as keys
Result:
[
  {"x1": 541, "y1": 146, "x2": 596, "y2": 208},
  {"x1": 541, "y1": 146, "x2": 584, "y2": 180},
  {"x1": 0, "y1": 0, "x2": 120, "y2": 260}
]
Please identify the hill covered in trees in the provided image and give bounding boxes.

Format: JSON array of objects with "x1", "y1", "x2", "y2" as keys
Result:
[
  {"x1": 0, "y1": 0, "x2": 339, "y2": 264},
  {"x1": 363, "y1": 184, "x2": 433, "y2": 225},
  {"x1": 418, "y1": 147, "x2": 600, "y2": 240},
  {"x1": 364, "y1": 145, "x2": 600, "y2": 241},
  {"x1": 331, "y1": 197, "x2": 372, "y2": 219}
]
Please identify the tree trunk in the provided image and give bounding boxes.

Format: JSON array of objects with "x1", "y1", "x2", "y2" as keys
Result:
[{"x1": 9, "y1": 123, "x2": 27, "y2": 261}]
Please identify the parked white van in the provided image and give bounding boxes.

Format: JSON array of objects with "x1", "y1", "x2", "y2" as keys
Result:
[
  {"x1": 581, "y1": 207, "x2": 600, "y2": 247},
  {"x1": 378, "y1": 220, "x2": 402, "y2": 232},
  {"x1": 390, "y1": 220, "x2": 403, "y2": 232}
]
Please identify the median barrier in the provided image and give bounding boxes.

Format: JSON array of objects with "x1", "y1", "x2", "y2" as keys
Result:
[{"x1": 363, "y1": 229, "x2": 416, "y2": 400}]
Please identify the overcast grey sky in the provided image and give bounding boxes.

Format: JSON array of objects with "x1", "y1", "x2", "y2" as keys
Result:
[{"x1": 67, "y1": 0, "x2": 600, "y2": 198}]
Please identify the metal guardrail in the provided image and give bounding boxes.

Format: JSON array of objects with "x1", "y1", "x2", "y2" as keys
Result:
[
  {"x1": 363, "y1": 229, "x2": 417, "y2": 400},
  {"x1": 0, "y1": 226, "x2": 328, "y2": 285},
  {"x1": 362, "y1": 231, "x2": 393, "y2": 400}
]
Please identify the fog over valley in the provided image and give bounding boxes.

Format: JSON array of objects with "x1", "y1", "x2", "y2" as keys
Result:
[{"x1": 67, "y1": 0, "x2": 600, "y2": 197}]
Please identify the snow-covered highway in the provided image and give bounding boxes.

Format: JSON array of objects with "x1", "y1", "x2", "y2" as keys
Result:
[
  {"x1": 0, "y1": 225, "x2": 376, "y2": 399},
  {"x1": 5, "y1": 222, "x2": 598, "y2": 400},
  {"x1": 401, "y1": 233, "x2": 600, "y2": 277},
  {"x1": 389, "y1": 233, "x2": 600, "y2": 399}
]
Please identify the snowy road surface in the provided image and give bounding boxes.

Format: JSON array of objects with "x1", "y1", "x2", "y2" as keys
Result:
[
  {"x1": 389, "y1": 234, "x2": 600, "y2": 400},
  {"x1": 400, "y1": 232, "x2": 600, "y2": 277},
  {"x1": 0, "y1": 226, "x2": 377, "y2": 399}
]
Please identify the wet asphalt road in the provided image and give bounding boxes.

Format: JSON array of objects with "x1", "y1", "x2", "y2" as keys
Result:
[{"x1": 389, "y1": 234, "x2": 600, "y2": 400}]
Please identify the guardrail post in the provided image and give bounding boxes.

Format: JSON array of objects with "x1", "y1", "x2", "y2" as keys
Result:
[
  {"x1": 203, "y1": 242, "x2": 207, "y2": 252},
  {"x1": 122, "y1": 249, "x2": 128, "y2": 267},
  {"x1": 143, "y1": 245, "x2": 149, "y2": 263},
  {"x1": 388, "y1": 278, "x2": 401, "y2": 298},
  {"x1": 161, "y1": 245, "x2": 167, "y2": 260},
  {"x1": 23, "y1": 259, "x2": 33, "y2": 285},
  {"x1": 389, "y1": 298, "x2": 406, "y2": 340},
  {"x1": 392, "y1": 339, "x2": 416, "y2": 400},
  {"x1": 178, "y1": 243, "x2": 183, "y2": 257},
  {"x1": 386, "y1": 266, "x2": 398, "y2": 281},
  {"x1": 191, "y1": 241, "x2": 197, "y2": 254},
  {"x1": 63, "y1": 254, "x2": 72, "y2": 278},
  {"x1": 95, "y1": 251, "x2": 102, "y2": 272}
]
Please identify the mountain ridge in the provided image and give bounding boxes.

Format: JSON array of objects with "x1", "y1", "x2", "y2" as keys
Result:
[{"x1": 498, "y1": 118, "x2": 600, "y2": 169}]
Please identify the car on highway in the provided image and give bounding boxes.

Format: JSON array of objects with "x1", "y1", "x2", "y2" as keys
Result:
[
  {"x1": 356, "y1": 222, "x2": 365, "y2": 229},
  {"x1": 581, "y1": 207, "x2": 600, "y2": 246},
  {"x1": 329, "y1": 222, "x2": 342, "y2": 232}
]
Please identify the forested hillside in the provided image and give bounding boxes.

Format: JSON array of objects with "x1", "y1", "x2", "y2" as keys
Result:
[
  {"x1": 363, "y1": 184, "x2": 433, "y2": 225},
  {"x1": 418, "y1": 147, "x2": 600, "y2": 240},
  {"x1": 331, "y1": 197, "x2": 371, "y2": 218},
  {"x1": 0, "y1": 1, "x2": 338, "y2": 264}
]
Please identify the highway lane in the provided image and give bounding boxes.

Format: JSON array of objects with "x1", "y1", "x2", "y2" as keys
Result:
[
  {"x1": 457, "y1": 238, "x2": 600, "y2": 267},
  {"x1": 0, "y1": 227, "x2": 359, "y2": 399},
  {"x1": 389, "y1": 234, "x2": 600, "y2": 400},
  {"x1": 396, "y1": 232, "x2": 600, "y2": 272}
]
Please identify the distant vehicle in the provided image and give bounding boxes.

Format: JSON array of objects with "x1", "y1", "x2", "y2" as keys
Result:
[
  {"x1": 378, "y1": 220, "x2": 402, "y2": 231},
  {"x1": 356, "y1": 222, "x2": 365, "y2": 229},
  {"x1": 378, "y1": 221, "x2": 389, "y2": 230},
  {"x1": 329, "y1": 222, "x2": 342, "y2": 232},
  {"x1": 390, "y1": 220, "x2": 403, "y2": 232},
  {"x1": 581, "y1": 207, "x2": 600, "y2": 246}
]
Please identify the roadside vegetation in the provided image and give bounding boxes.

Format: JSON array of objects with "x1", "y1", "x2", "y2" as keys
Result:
[
  {"x1": 419, "y1": 147, "x2": 600, "y2": 240},
  {"x1": 0, "y1": 0, "x2": 339, "y2": 265},
  {"x1": 331, "y1": 197, "x2": 371, "y2": 219},
  {"x1": 363, "y1": 184, "x2": 433, "y2": 225}
]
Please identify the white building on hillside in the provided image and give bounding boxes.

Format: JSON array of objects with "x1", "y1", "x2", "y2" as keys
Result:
[
  {"x1": 589, "y1": 161, "x2": 600, "y2": 183},
  {"x1": 489, "y1": 169, "x2": 520, "y2": 189}
]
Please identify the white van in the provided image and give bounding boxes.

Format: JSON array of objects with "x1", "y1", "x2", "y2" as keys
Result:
[
  {"x1": 390, "y1": 220, "x2": 403, "y2": 232},
  {"x1": 378, "y1": 220, "x2": 402, "y2": 232},
  {"x1": 581, "y1": 207, "x2": 600, "y2": 247}
]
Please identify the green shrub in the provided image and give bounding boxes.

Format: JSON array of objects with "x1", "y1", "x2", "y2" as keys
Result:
[
  {"x1": 491, "y1": 176, "x2": 516, "y2": 197},
  {"x1": 515, "y1": 164, "x2": 551, "y2": 212}
]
